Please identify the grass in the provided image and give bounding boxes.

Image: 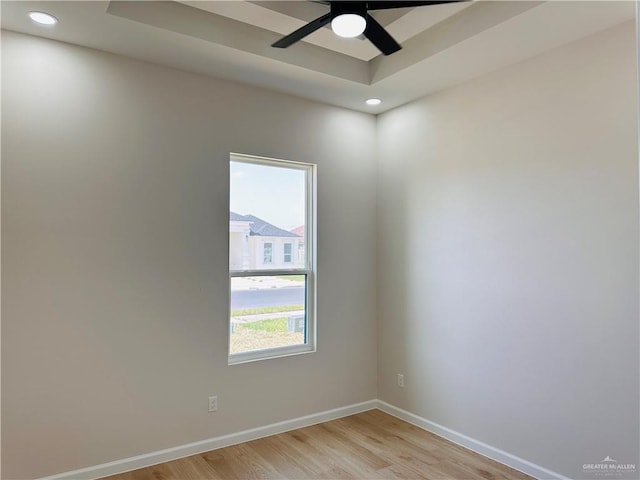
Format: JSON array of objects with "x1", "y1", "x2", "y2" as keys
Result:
[
  {"x1": 236, "y1": 317, "x2": 288, "y2": 333},
  {"x1": 230, "y1": 304, "x2": 306, "y2": 354},
  {"x1": 275, "y1": 275, "x2": 305, "y2": 283},
  {"x1": 229, "y1": 329, "x2": 304, "y2": 354},
  {"x1": 231, "y1": 304, "x2": 304, "y2": 316},
  {"x1": 230, "y1": 316, "x2": 304, "y2": 354}
]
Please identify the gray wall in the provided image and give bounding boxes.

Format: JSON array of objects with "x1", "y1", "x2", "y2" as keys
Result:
[
  {"x1": 376, "y1": 21, "x2": 639, "y2": 479},
  {"x1": 4, "y1": 18, "x2": 639, "y2": 480},
  {"x1": 1, "y1": 31, "x2": 378, "y2": 479}
]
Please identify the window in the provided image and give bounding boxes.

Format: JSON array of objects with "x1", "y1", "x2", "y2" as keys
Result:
[
  {"x1": 229, "y1": 153, "x2": 316, "y2": 364},
  {"x1": 263, "y1": 243, "x2": 273, "y2": 264}
]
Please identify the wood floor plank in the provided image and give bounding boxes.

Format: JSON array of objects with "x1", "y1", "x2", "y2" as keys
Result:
[
  {"x1": 376, "y1": 462, "x2": 437, "y2": 480},
  {"x1": 301, "y1": 423, "x2": 388, "y2": 476},
  {"x1": 246, "y1": 435, "x2": 317, "y2": 479},
  {"x1": 200, "y1": 449, "x2": 241, "y2": 479},
  {"x1": 204, "y1": 443, "x2": 285, "y2": 480},
  {"x1": 313, "y1": 466, "x2": 360, "y2": 479},
  {"x1": 100, "y1": 410, "x2": 534, "y2": 480},
  {"x1": 295, "y1": 427, "x2": 373, "y2": 477},
  {"x1": 331, "y1": 412, "x2": 442, "y2": 467},
  {"x1": 277, "y1": 428, "x2": 346, "y2": 475},
  {"x1": 315, "y1": 420, "x2": 391, "y2": 471},
  {"x1": 106, "y1": 463, "x2": 173, "y2": 480},
  {"x1": 163, "y1": 456, "x2": 219, "y2": 479}
]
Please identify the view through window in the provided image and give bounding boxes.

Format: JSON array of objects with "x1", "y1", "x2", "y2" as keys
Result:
[{"x1": 229, "y1": 154, "x2": 315, "y2": 363}]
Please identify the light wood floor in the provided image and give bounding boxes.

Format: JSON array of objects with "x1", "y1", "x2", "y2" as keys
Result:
[{"x1": 101, "y1": 409, "x2": 533, "y2": 480}]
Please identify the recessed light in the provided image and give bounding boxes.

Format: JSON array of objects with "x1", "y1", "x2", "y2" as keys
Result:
[
  {"x1": 366, "y1": 98, "x2": 382, "y2": 106},
  {"x1": 28, "y1": 11, "x2": 58, "y2": 26}
]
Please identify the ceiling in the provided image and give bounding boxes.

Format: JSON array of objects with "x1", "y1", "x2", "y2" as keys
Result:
[{"x1": 1, "y1": 1, "x2": 635, "y2": 113}]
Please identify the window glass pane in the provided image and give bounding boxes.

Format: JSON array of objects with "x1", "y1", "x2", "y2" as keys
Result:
[
  {"x1": 229, "y1": 155, "x2": 314, "y2": 362},
  {"x1": 230, "y1": 275, "x2": 306, "y2": 355},
  {"x1": 263, "y1": 243, "x2": 273, "y2": 264},
  {"x1": 230, "y1": 161, "x2": 306, "y2": 271}
]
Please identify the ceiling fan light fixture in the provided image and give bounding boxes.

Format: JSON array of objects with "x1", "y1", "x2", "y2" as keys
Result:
[
  {"x1": 273, "y1": 0, "x2": 465, "y2": 55},
  {"x1": 331, "y1": 13, "x2": 366, "y2": 38}
]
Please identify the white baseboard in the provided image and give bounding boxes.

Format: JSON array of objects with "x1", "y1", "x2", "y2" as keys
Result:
[
  {"x1": 39, "y1": 400, "x2": 378, "y2": 480},
  {"x1": 40, "y1": 399, "x2": 569, "y2": 480},
  {"x1": 375, "y1": 400, "x2": 570, "y2": 480}
]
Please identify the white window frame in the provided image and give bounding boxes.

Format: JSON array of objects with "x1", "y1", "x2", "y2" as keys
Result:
[{"x1": 229, "y1": 153, "x2": 317, "y2": 365}]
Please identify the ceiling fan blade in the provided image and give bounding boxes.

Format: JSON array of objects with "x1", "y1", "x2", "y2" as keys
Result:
[
  {"x1": 272, "y1": 12, "x2": 332, "y2": 48},
  {"x1": 366, "y1": 0, "x2": 469, "y2": 10},
  {"x1": 364, "y1": 14, "x2": 401, "y2": 55}
]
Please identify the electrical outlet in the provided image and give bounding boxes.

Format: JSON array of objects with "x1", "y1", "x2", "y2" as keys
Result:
[
  {"x1": 208, "y1": 395, "x2": 218, "y2": 412},
  {"x1": 397, "y1": 374, "x2": 404, "y2": 388}
]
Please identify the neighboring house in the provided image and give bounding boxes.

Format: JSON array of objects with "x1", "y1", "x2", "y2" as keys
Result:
[
  {"x1": 290, "y1": 225, "x2": 305, "y2": 264},
  {"x1": 230, "y1": 212, "x2": 301, "y2": 270}
]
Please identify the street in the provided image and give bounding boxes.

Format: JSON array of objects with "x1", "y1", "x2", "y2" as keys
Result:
[{"x1": 231, "y1": 285, "x2": 305, "y2": 309}]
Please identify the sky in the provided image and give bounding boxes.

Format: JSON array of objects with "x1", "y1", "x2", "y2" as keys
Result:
[{"x1": 230, "y1": 160, "x2": 306, "y2": 230}]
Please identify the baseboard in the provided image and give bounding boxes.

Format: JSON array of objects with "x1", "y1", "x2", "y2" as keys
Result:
[
  {"x1": 39, "y1": 399, "x2": 378, "y2": 480},
  {"x1": 376, "y1": 400, "x2": 570, "y2": 480},
  {"x1": 40, "y1": 398, "x2": 569, "y2": 480}
]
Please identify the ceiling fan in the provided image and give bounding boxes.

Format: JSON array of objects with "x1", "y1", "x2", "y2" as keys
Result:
[{"x1": 272, "y1": 1, "x2": 468, "y2": 56}]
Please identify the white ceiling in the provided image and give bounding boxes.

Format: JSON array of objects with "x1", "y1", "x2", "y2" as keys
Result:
[{"x1": 1, "y1": 1, "x2": 635, "y2": 113}]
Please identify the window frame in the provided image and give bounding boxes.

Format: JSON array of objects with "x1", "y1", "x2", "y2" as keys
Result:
[{"x1": 228, "y1": 153, "x2": 317, "y2": 365}]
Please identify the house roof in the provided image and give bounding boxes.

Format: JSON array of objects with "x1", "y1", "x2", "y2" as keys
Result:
[
  {"x1": 230, "y1": 212, "x2": 299, "y2": 238},
  {"x1": 290, "y1": 225, "x2": 305, "y2": 237},
  {"x1": 230, "y1": 212, "x2": 250, "y2": 222}
]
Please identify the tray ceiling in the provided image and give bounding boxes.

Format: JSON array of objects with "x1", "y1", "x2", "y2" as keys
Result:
[{"x1": 1, "y1": 1, "x2": 635, "y2": 113}]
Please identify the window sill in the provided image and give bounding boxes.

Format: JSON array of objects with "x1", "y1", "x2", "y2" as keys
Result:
[{"x1": 228, "y1": 344, "x2": 316, "y2": 365}]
